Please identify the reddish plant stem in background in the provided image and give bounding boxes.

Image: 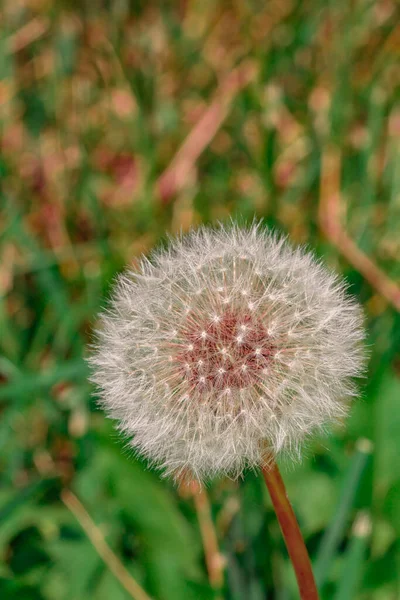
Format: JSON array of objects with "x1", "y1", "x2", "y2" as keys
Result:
[
  {"x1": 192, "y1": 484, "x2": 225, "y2": 590},
  {"x1": 178, "y1": 478, "x2": 224, "y2": 590},
  {"x1": 61, "y1": 490, "x2": 152, "y2": 600},
  {"x1": 7, "y1": 17, "x2": 49, "y2": 54},
  {"x1": 262, "y1": 463, "x2": 319, "y2": 600},
  {"x1": 157, "y1": 60, "x2": 257, "y2": 203},
  {"x1": 319, "y1": 146, "x2": 400, "y2": 312}
]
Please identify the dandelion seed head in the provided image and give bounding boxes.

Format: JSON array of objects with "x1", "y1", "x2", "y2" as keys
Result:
[{"x1": 90, "y1": 224, "x2": 365, "y2": 482}]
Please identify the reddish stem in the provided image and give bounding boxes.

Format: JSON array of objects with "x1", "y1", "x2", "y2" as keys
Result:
[
  {"x1": 192, "y1": 485, "x2": 224, "y2": 589},
  {"x1": 262, "y1": 463, "x2": 319, "y2": 600}
]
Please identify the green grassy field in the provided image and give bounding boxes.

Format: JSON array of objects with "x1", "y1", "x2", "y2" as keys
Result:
[{"x1": 1, "y1": 1, "x2": 400, "y2": 598}]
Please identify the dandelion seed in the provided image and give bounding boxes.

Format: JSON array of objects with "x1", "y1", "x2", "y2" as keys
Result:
[{"x1": 89, "y1": 223, "x2": 365, "y2": 482}]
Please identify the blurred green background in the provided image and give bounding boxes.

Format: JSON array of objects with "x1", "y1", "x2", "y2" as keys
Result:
[{"x1": 1, "y1": 1, "x2": 400, "y2": 599}]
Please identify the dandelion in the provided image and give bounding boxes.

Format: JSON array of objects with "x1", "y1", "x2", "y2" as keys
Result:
[
  {"x1": 90, "y1": 223, "x2": 364, "y2": 481},
  {"x1": 90, "y1": 223, "x2": 365, "y2": 599}
]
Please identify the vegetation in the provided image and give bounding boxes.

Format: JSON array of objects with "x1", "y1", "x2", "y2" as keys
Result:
[{"x1": 1, "y1": 1, "x2": 399, "y2": 598}]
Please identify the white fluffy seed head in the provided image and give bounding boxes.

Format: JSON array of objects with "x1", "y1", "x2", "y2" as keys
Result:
[{"x1": 89, "y1": 224, "x2": 365, "y2": 482}]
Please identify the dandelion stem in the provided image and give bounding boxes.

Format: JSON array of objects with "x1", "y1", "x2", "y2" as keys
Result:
[{"x1": 262, "y1": 462, "x2": 319, "y2": 600}]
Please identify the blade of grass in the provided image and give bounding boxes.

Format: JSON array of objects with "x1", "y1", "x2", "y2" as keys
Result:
[
  {"x1": 314, "y1": 439, "x2": 373, "y2": 587},
  {"x1": 334, "y1": 512, "x2": 371, "y2": 600},
  {"x1": 0, "y1": 359, "x2": 89, "y2": 403},
  {"x1": 3, "y1": 197, "x2": 71, "y2": 319},
  {"x1": 61, "y1": 489, "x2": 153, "y2": 600}
]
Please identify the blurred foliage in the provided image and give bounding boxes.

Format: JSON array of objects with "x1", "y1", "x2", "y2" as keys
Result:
[{"x1": 1, "y1": 0, "x2": 400, "y2": 598}]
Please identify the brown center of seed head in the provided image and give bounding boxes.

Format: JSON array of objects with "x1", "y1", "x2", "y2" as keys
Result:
[{"x1": 176, "y1": 309, "x2": 276, "y2": 392}]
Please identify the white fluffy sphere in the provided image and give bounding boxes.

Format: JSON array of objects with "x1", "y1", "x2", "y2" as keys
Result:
[{"x1": 90, "y1": 224, "x2": 365, "y2": 482}]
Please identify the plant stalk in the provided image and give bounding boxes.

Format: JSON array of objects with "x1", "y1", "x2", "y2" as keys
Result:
[{"x1": 262, "y1": 462, "x2": 319, "y2": 600}]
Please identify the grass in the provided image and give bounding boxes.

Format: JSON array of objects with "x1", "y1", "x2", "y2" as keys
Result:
[{"x1": 1, "y1": 1, "x2": 400, "y2": 598}]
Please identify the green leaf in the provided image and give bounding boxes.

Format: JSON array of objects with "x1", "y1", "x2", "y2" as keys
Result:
[
  {"x1": 74, "y1": 438, "x2": 203, "y2": 600},
  {"x1": 48, "y1": 537, "x2": 103, "y2": 599},
  {"x1": 0, "y1": 578, "x2": 46, "y2": 600},
  {"x1": 0, "y1": 479, "x2": 54, "y2": 527}
]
